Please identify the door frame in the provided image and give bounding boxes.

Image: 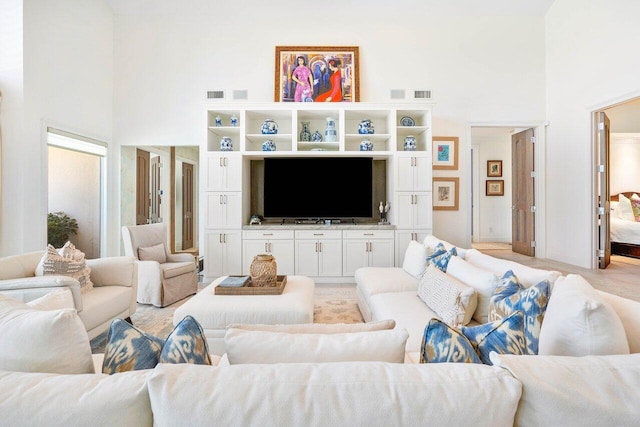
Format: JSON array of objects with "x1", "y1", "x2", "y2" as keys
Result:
[{"x1": 468, "y1": 121, "x2": 548, "y2": 258}]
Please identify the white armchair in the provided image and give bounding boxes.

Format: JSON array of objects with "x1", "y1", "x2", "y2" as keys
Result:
[
  {"x1": 122, "y1": 222, "x2": 198, "y2": 308},
  {"x1": 0, "y1": 251, "x2": 138, "y2": 340}
]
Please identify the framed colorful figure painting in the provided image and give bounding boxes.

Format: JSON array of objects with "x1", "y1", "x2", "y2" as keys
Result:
[
  {"x1": 274, "y1": 46, "x2": 360, "y2": 102},
  {"x1": 432, "y1": 136, "x2": 459, "y2": 170}
]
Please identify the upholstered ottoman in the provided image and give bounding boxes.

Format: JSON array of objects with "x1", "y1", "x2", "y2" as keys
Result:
[{"x1": 173, "y1": 275, "x2": 315, "y2": 355}]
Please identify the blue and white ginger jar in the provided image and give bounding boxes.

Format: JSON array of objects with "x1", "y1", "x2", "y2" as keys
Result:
[
  {"x1": 358, "y1": 119, "x2": 375, "y2": 134},
  {"x1": 404, "y1": 135, "x2": 416, "y2": 151},
  {"x1": 311, "y1": 129, "x2": 323, "y2": 142},
  {"x1": 325, "y1": 117, "x2": 337, "y2": 142},
  {"x1": 262, "y1": 140, "x2": 276, "y2": 151},
  {"x1": 360, "y1": 139, "x2": 373, "y2": 151},
  {"x1": 220, "y1": 136, "x2": 233, "y2": 151},
  {"x1": 261, "y1": 119, "x2": 278, "y2": 135}
]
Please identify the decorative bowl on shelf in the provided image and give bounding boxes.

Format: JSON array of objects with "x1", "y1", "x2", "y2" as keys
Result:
[
  {"x1": 400, "y1": 116, "x2": 415, "y2": 127},
  {"x1": 261, "y1": 118, "x2": 278, "y2": 134},
  {"x1": 220, "y1": 136, "x2": 233, "y2": 151},
  {"x1": 403, "y1": 135, "x2": 416, "y2": 151},
  {"x1": 360, "y1": 139, "x2": 373, "y2": 151},
  {"x1": 358, "y1": 119, "x2": 375, "y2": 134},
  {"x1": 262, "y1": 140, "x2": 276, "y2": 151}
]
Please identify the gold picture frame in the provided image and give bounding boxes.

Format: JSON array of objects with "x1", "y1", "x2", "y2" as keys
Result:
[
  {"x1": 432, "y1": 136, "x2": 459, "y2": 170},
  {"x1": 487, "y1": 160, "x2": 502, "y2": 177},
  {"x1": 486, "y1": 180, "x2": 505, "y2": 196},
  {"x1": 274, "y1": 46, "x2": 360, "y2": 102},
  {"x1": 433, "y1": 177, "x2": 459, "y2": 210}
]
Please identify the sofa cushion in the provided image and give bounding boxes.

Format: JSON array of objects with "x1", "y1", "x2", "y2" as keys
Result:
[
  {"x1": 446, "y1": 255, "x2": 501, "y2": 324},
  {"x1": 402, "y1": 240, "x2": 428, "y2": 279},
  {"x1": 354, "y1": 267, "x2": 419, "y2": 315},
  {"x1": 422, "y1": 311, "x2": 526, "y2": 365},
  {"x1": 138, "y1": 243, "x2": 167, "y2": 264},
  {"x1": 227, "y1": 319, "x2": 396, "y2": 334},
  {"x1": 161, "y1": 261, "x2": 195, "y2": 279},
  {"x1": 417, "y1": 264, "x2": 477, "y2": 327},
  {"x1": 597, "y1": 290, "x2": 640, "y2": 353},
  {"x1": 489, "y1": 270, "x2": 550, "y2": 355},
  {"x1": 78, "y1": 285, "x2": 133, "y2": 333},
  {"x1": 0, "y1": 294, "x2": 94, "y2": 374},
  {"x1": 35, "y1": 243, "x2": 93, "y2": 293},
  {"x1": 147, "y1": 362, "x2": 522, "y2": 426},
  {"x1": 26, "y1": 288, "x2": 75, "y2": 311},
  {"x1": 224, "y1": 327, "x2": 409, "y2": 364},
  {"x1": 102, "y1": 315, "x2": 211, "y2": 374},
  {"x1": 491, "y1": 353, "x2": 640, "y2": 426},
  {"x1": 0, "y1": 369, "x2": 152, "y2": 426},
  {"x1": 539, "y1": 274, "x2": 630, "y2": 356},
  {"x1": 464, "y1": 249, "x2": 561, "y2": 287}
]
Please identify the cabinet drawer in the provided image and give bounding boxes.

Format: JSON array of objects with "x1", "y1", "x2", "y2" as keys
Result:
[
  {"x1": 343, "y1": 230, "x2": 395, "y2": 240},
  {"x1": 243, "y1": 230, "x2": 295, "y2": 240},
  {"x1": 295, "y1": 230, "x2": 342, "y2": 240}
]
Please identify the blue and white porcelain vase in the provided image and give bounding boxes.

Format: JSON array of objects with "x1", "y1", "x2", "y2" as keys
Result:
[
  {"x1": 230, "y1": 114, "x2": 238, "y2": 127},
  {"x1": 261, "y1": 118, "x2": 278, "y2": 135},
  {"x1": 215, "y1": 115, "x2": 222, "y2": 127},
  {"x1": 300, "y1": 121, "x2": 311, "y2": 142},
  {"x1": 262, "y1": 140, "x2": 276, "y2": 151},
  {"x1": 403, "y1": 135, "x2": 416, "y2": 151},
  {"x1": 360, "y1": 139, "x2": 373, "y2": 151},
  {"x1": 358, "y1": 119, "x2": 375, "y2": 135},
  {"x1": 220, "y1": 136, "x2": 233, "y2": 151},
  {"x1": 325, "y1": 117, "x2": 337, "y2": 142},
  {"x1": 311, "y1": 129, "x2": 323, "y2": 142}
]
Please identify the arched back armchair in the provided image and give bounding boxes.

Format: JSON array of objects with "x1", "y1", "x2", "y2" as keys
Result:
[{"x1": 122, "y1": 222, "x2": 197, "y2": 307}]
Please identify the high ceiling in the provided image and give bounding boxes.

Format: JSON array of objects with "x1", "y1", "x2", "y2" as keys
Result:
[{"x1": 107, "y1": 0, "x2": 557, "y2": 17}]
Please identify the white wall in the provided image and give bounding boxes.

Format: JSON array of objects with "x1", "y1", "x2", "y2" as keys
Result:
[
  {"x1": 545, "y1": 0, "x2": 640, "y2": 267},
  {"x1": 0, "y1": 0, "x2": 114, "y2": 256},
  {"x1": 610, "y1": 134, "x2": 640, "y2": 196},
  {"x1": 112, "y1": 2, "x2": 547, "y2": 250}
]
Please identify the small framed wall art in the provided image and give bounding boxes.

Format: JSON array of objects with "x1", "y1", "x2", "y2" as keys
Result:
[
  {"x1": 486, "y1": 180, "x2": 505, "y2": 196},
  {"x1": 433, "y1": 177, "x2": 459, "y2": 210},
  {"x1": 487, "y1": 160, "x2": 502, "y2": 177},
  {"x1": 432, "y1": 136, "x2": 459, "y2": 170},
  {"x1": 274, "y1": 46, "x2": 360, "y2": 103}
]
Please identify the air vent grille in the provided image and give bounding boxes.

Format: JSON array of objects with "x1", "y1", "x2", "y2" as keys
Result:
[
  {"x1": 233, "y1": 90, "x2": 248, "y2": 100},
  {"x1": 207, "y1": 90, "x2": 224, "y2": 99},
  {"x1": 414, "y1": 90, "x2": 432, "y2": 100}
]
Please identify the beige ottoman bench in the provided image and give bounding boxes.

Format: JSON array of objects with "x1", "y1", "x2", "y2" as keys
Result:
[{"x1": 173, "y1": 275, "x2": 315, "y2": 355}]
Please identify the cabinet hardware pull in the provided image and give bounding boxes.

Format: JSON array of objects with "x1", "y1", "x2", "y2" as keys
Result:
[
  {"x1": 219, "y1": 233, "x2": 223, "y2": 243},
  {"x1": 224, "y1": 157, "x2": 228, "y2": 167},
  {"x1": 319, "y1": 242, "x2": 322, "y2": 252},
  {"x1": 364, "y1": 233, "x2": 374, "y2": 236},
  {"x1": 263, "y1": 233, "x2": 273, "y2": 236},
  {"x1": 223, "y1": 234, "x2": 227, "y2": 244},
  {"x1": 313, "y1": 233, "x2": 323, "y2": 236},
  {"x1": 219, "y1": 195, "x2": 223, "y2": 204},
  {"x1": 219, "y1": 158, "x2": 223, "y2": 167}
]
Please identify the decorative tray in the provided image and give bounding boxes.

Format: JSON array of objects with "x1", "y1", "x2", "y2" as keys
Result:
[{"x1": 215, "y1": 275, "x2": 287, "y2": 295}]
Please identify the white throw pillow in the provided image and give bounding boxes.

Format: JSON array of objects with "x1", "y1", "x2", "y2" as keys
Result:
[
  {"x1": 227, "y1": 319, "x2": 396, "y2": 334},
  {"x1": 138, "y1": 243, "x2": 167, "y2": 263},
  {"x1": 446, "y1": 255, "x2": 501, "y2": 323},
  {"x1": 417, "y1": 264, "x2": 477, "y2": 327},
  {"x1": 35, "y1": 242, "x2": 93, "y2": 293},
  {"x1": 224, "y1": 328, "x2": 409, "y2": 364},
  {"x1": 464, "y1": 249, "x2": 561, "y2": 287},
  {"x1": 0, "y1": 294, "x2": 94, "y2": 374},
  {"x1": 26, "y1": 288, "x2": 75, "y2": 311},
  {"x1": 539, "y1": 274, "x2": 630, "y2": 356},
  {"x1": 423, "y1": 235, "x2": 468, "y2": 258},
  {"x1": 617, "y1": 193, "x2": 636, "y2": 221},
  {"x1": 402, "y1": 240, "x2": 428, "y2": 279}
]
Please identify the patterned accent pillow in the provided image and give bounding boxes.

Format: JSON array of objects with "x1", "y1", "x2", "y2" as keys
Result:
[
  {"x1": 36, "y1": 242, "x2": 93, "y2": 293},
  {"x1": 417, "y1": 264, "x2": 477, "y2": 327},
  {"x1": 427, "y1": 243, "x2": 457, "y2": 272},
  {"x1": 489, "y1": 270, "x2": 550, "y2": 355},
  {"x1": 102, "y1": 315, "x2": 211, "y2": 374},
  {"x1": 630, "y1": 197, "x2": 640, "y2": 222},
  {"x1": 421, "y1": 311, "x2": 526, "y2": 365}
]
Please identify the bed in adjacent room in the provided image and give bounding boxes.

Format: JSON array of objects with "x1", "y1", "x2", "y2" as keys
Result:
[{"x1": 610, "y1": 192, "x2": 640, "y2": 259}]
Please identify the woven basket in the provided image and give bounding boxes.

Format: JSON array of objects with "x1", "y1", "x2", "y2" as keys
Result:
[{"x1": 249, "y1": 254, "x2": 277, "y2": 287}]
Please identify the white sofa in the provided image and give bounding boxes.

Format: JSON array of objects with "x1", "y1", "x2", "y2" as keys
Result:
[{"x1": 0, "y1": 251, "x2": 137, "y2": 339}]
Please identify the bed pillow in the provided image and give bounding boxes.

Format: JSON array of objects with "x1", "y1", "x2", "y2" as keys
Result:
[
  {"x1": 401, "y1": 240, "x2": 428, "y2": 279},
  {"x1": 630, "y1": 195, "x2": 640, "y2": 222},
  {"x1": 617, "y1": 193, "x2": 636, "y2": 221},
  {"x1": 0, "y1": 294, "x2": 94, "y2": 374},
  {"x1": 417, "y1": 264, "x2": 477, "y2": 327},
  {"x1": 446, "y1": 255, "x2": 501, "y2": 323},
  {"x1": 539, "y1": 274, "x2": 629, "y2": 356},
  {"x1": 138, "y1": 243, "x2": 167, "y2": 264}
]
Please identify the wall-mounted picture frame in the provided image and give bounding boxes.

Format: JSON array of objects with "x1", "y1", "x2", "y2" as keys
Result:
[
  {"x1": 486, "y1": 180, "x2": 505, "y2": 196},
  {"x1": 487, "y1": 160, "x2": 502, "y2": 177},
  {"x1": 274, "y1": 46, "x2": 360, "y2": 103},
  {"x1": 433, "y1": 177, "x2": 459, "y2": 210},
  {"x1": 432, "y1": 136, "x2": 459, "y2": 170}
]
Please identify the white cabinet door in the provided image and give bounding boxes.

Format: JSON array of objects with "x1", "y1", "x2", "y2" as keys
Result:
[
  {"x1": 395, "y1": 230, "x2": 431, "y2": 266},
  {"x1": 243, "y1": 238, "x2": 295, "y2": 276},
  {"x1": 414, "y1": 192, "x2": 433, "y2": 228},
  {"x1": 413, "y1": 155, "x2": 432, "y2": 192},
  {"x1": 204, "y1": 230, "x2": 242, "y2": 278},
  {"x1": 342, "y1": 239, "x2": 370, "y2": 277},
  {"x1": 394, "y1": 192, "x2": 432, "y2": 229},
  {"x1": 394, "y1": 193, "x2": 416, "y2": 229},
  {"x1": 395, "y1": 153, "x2": 431, "y2": 192},
  {"x1": 369, "y1": 239, "x2": 395, "y2": 268},
  {"x1": 205, "y1": 192, "x2": 242, "y2": 229},
  {"x1": 206, "y1": 154, "x2": 242, "y2": 191},
  {"x1": 295, "y1": 240, "x2": 319, "y2": 277},
  {"x1": 317, "y1": 239, "x2": 343, "y2": 276}
]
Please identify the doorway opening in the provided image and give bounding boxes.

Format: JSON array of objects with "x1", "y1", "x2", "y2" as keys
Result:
[
  {"x1": 470, "y1": 124, "x2": 546, "y2": 258},
  {"x1": 593, "y1": 96, "x2": 640, "y2": 269}
]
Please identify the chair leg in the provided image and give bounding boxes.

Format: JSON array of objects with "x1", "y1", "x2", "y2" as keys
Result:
[{"x1": 124, "y1": 317, "x2": 133, "y2": 325}]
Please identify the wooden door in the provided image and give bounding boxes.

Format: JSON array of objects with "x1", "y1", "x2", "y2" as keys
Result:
[
  {"x1": 511, "y1": 129, "x2": 535, "y2": 256},
  {"x1": 136, "y1": 149, "x2": 150, "y2": 225},
  {"x1": 597, "y1": 112, "x2": 611, "y2": 268},
  {"x1": 182, "y1": 162, "x2": 194, "y2": 250},
  {"x1": 150, "y1": 156, "x2": 161, "y2": 223}
]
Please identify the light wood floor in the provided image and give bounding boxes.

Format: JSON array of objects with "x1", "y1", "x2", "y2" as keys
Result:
[{"x1": 473, "y1": 243, "x2": 640, "y2": 302}]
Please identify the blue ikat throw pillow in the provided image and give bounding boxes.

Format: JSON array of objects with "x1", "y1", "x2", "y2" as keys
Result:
[
  {"x1": 489, "y1": 270, "x2": 550, "y2": 355},
  {"x1": 427, "y1": 243, "x2": 457, "y2": 272},
  {"x1": 420, "y1": 310, "x2": 526, "y2": 365},
  {"x1": 102, "y1": 315, "x2": 211, "y2": 374}
]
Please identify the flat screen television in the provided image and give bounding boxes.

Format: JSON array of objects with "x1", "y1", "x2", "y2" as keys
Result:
[{"x1": 263, "y1": 157, "x2": 373, "y2": 219}]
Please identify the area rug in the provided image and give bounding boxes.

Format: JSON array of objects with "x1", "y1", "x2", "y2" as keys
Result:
[{"x1": 90, "y1": 285, "x2": 363, "y2": 354}]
